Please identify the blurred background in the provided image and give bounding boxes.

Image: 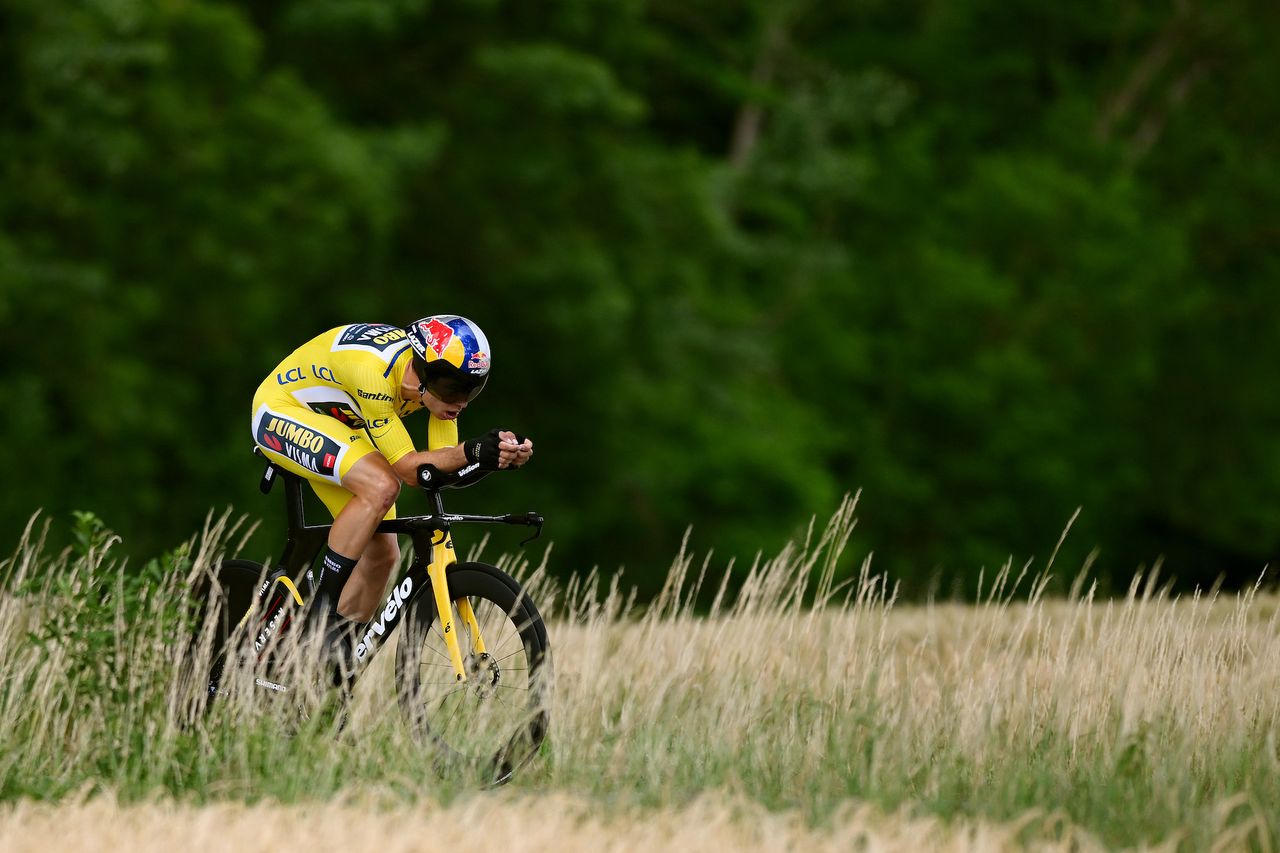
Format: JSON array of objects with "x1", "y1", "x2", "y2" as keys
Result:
[{"x1": 2, "y1": 0, "x2": 1278, "y2": 600}]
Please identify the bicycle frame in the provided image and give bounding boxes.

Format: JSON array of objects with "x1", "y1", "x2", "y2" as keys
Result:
[{"x1": 256, "y1": 453, "x2": 542, "y2": 683}]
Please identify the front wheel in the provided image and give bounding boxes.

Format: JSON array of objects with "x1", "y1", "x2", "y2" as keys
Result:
[{"x1": 395, "y1": 561, "x2": 551, "y2": 784}]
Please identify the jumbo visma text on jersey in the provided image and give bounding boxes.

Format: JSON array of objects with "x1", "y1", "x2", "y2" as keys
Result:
[{"x1": 256, "y1": 414, "x2": 345, "y2": 477}]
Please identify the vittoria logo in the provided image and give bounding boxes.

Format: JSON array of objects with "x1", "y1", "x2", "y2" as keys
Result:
[{"x1": 257, "y1": 415, "x2": 342, "y2": 476}]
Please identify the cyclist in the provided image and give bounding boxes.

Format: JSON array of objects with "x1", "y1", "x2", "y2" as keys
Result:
[{"x1": 249, "y1": 315, "x2": 532, "y2": 660}]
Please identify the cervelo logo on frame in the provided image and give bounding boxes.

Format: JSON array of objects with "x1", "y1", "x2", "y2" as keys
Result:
[{"x1": 355, "y1": 576, "x2": 414, "y2": 659}]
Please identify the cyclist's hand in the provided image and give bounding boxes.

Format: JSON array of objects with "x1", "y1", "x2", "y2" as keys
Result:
[
  {"x1": 498, "y1": 430, "x2": 533, "y2": 469},
  {"x1": 463, "y1": 429, "x2": 533, "y2": 470}
]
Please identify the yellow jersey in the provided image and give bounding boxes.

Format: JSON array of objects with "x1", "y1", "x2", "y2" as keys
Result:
[{"x1": 250, "y1": 323, "x2": 459, "y2": 516}]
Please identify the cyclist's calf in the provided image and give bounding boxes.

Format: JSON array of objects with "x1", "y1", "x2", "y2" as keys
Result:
[
  {"x1": 320, "y1": 455, "x2": 402, "y2": 622},
  {"x1": 338, "y1": 534, "x2": 400, "y2": 622}
]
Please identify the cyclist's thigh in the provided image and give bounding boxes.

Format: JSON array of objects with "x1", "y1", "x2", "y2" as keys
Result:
[
  {"x1": 310, "y1": 478, "x2": 398, "y2": 521},
  {"x1": 250, "y1": 401, "x2": 380, "y2": 490}
]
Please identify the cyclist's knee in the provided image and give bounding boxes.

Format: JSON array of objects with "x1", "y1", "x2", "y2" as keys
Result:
[
  {"x1": 365, "y1": 475, "x2": 400, "y2": 516},
  {"x1": 345, "y1": 455, "x2": 401, "y2": 515}
]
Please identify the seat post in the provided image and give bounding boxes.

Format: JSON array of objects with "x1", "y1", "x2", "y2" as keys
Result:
[
  {"x1": 261, "y1": 461, "x2": 328, "y2": 594},
  {"x1": 255, "y1": 449, "x2": 330, "y2": 596},
  {"x1": 283, "y1": 471, "x2": 308, "y2": 533}
]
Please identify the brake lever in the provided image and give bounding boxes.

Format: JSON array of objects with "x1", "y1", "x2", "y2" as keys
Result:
[{"x1": 517, "y1": 512, "x2": 544, "y2": 547}]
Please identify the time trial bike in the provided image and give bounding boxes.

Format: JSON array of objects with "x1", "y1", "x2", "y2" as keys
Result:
[{"x1": 193, "y1": 448, "x2": 551, "y2": 784}]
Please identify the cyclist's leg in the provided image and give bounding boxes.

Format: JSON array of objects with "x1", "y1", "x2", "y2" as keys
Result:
[
  {"x1": 307, "y1": 484, "x2": 401, "y2": 618},
  {"x1": 323, "y1": 452, "x2": 400, "y2": 562},
  {"x1": 337, "y1": 533, "x2": 400, "y2": 622},
  {"x1": 308, "y1": 458, "x2": 401, "y2": 617},
  {"x1": 251, "y1": 402, "x2": 377, "y2": 487},
  {"x1": 250, "y1": 403, "x2": 398, "y2": 609}
]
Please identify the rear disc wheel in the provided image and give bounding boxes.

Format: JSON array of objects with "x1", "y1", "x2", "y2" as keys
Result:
[{"x1": 191, "y1": 559, "x2": 268, "y2": 707}]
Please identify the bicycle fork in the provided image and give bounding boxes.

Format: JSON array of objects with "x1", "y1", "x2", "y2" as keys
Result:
[{"x1": 428, "y1": 531, "x2": 487, "y2": 682}]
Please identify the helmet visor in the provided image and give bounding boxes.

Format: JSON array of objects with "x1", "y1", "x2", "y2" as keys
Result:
[{"x1": 423, "y1": 361, "x2": 487, "y2": 404}]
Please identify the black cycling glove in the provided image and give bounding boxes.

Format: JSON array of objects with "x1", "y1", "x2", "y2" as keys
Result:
[{"x1": 462, "y1": 429, "x2": 504, "y2": 471}]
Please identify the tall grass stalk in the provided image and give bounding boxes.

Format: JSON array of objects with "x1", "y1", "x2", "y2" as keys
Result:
[{"x1": 0, "y1": 497, "x2": 1277, "y2": 849}]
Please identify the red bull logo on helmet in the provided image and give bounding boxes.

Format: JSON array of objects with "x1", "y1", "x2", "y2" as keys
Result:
[
  {"x1": 408, "y1": 315, "x2": 492, "y2": 375},
  {"x1": 419, "y1": 318, "x2": 454, "y2": 357}
]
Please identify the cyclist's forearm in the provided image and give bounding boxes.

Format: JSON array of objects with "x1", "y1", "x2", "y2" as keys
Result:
[{"x1": 392, "y1": 445, "x2": 468, "y2": 484}]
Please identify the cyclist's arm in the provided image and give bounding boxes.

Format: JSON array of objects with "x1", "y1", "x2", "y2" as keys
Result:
[
  {"x1": 337, "y1": 359, "x2": 462, "y2": 483},
  {"x1": 391, "y1": 428, "x2": 529, "y2": 485},
  {"x1": 368, "y1": 415, "x2": 470, "y2": 484},
  {"x1": 355, "y1": 381, "x2": 526, "y2": 483},
  {"x1": 391, "y1": 444, "x2": 469, "y2": 485},
  {"x1": 388, "y1": 412, "x2": 465, "y2": 484}
]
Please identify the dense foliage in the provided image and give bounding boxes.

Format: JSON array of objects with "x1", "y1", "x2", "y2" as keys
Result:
[{"x1": 2, "y1": 0, "x2": 1277, "y2": 596}]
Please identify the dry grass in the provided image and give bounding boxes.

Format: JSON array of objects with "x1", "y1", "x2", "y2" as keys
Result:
[
  {"x1": 1, "y1": 496, "x2": 1278, "y2": 850},
  {"x1": 0, "y1": 792, "x2": 1179, "y2": 852}
]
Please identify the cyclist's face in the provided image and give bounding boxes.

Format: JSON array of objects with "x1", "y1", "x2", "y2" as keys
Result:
[{"x1": 420, "y1": 387, "x2": 468, "y2": 420}]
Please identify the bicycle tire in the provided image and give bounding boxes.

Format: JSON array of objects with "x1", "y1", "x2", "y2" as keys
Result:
[
  {"x1": 193, "y1": 559, "x2": 354, "y2": 734},
  {"x1": 394, "y1": 561, "x2": 551, "y2": 784},
  {"x1": 195, "y1": 559, "x2": 269, "y2": 704}
]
